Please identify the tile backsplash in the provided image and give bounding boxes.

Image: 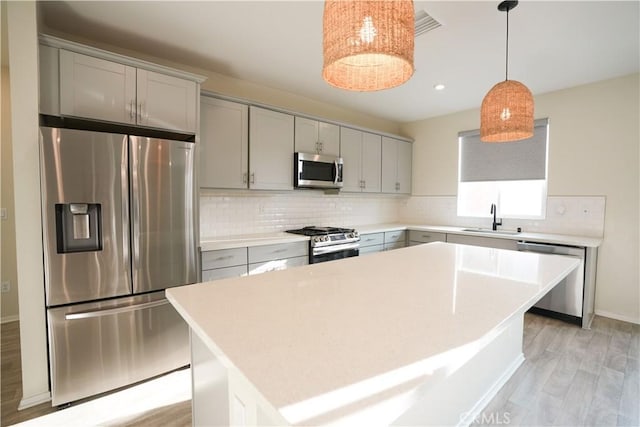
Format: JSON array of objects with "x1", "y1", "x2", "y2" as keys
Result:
[{"x1": 199, "y1": 190, "x2": 605, "y2": 239}]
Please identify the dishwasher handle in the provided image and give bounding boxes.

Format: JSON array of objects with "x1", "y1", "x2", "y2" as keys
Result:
[{"x1": 517, "y1": 241, "x2": 583, "y2": 255}]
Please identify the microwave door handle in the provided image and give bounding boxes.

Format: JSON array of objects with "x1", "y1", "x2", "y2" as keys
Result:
[{"x1": 334, "y1": 160, "x2": 339, "y2": 185}]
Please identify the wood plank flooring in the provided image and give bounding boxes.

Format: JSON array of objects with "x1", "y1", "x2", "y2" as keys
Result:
[{"x1": 2, "y1": 313, "x2": 639, "y2": 426}]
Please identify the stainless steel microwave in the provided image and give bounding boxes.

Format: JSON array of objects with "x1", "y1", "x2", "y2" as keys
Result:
[{"x1": 294, "y1": 152, "x2": 343, "y2": 189}]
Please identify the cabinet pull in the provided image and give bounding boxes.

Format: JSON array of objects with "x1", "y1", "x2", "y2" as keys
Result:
[
  {"x1": 215, "y1": 255, "x2": 234, "y2": 261},
  {"x1": 319, "y1": 141, "x2": 324, "y2": 152},
  {"x1": 138, "y1": 102, "x2": 143, "y2": 121},
  {"x1": 129, "y1": 100, "x2": 135, "y2": 120},
  {"x1": 250, "y1": 173, "x2": 255, "y2": 184},
  {"x1": 242, "y1": 173, "x2": 248, "y2": 184},
  {"x1": 422, "y1": 235, "x2": 431, "y2": 239},
  {"x1": 273, "y1": 248, "x2": 287, "y2": 253}
]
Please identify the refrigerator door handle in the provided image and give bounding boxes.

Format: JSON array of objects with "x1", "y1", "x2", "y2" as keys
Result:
[{"x1": 65, "y1": 299, "x2": 169, "y2": 320}]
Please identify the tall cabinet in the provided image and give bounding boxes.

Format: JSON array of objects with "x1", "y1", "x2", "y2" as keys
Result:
[
  {"x1": 381, "y1": 136, "x2": 412, "y2": 194},
  {"x1": 248, "y1": 106, "x2": 294, "y2": 190},
  {"x1": 200, "y1": 97, "x2": 249, "y2": 189},
  {"x1": 340, "y1": 127, "x2": 382, "y2": 193}
]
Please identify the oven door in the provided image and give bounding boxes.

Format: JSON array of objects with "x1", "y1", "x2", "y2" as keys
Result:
[
  {"x1": 311, "y1": 243, "x2": 359, "y2": 264},
  {"x1": 295, "y1": 152, "x2": 343, "y2": 189}
]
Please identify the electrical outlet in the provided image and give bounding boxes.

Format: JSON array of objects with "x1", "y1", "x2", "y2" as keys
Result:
[{"x1": 1, "y1": 281, "x2": 10, "y2": 293}]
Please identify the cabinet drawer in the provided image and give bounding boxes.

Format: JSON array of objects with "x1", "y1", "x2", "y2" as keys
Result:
[
  {"x1": 359, "y1": 244, "x2": 384, "y2": 255},
  {"x1": 384, "y1": 230, "x2": 406, "y2": 244},
  {"x1": 359, "y1": 232, "x2": 384, "y2": 247},
  {"x1": 384, "y1": 241, "x2": 406, "y2": 251},
  {"x1": 248, "y1": 255, "x2": 308, "y2": 275},
  {"x1": 202, "y1": 248, "x2": 247, "y2": 270},
  {"x1": 248, "y1": 241, "x2": 308, "y2": 264},
  {"x1": 202, "y1": 265, "x2": 248, "y2": 282},
  {"x1": 409, "y1": 230, "x2": 447, "y2": 243}
]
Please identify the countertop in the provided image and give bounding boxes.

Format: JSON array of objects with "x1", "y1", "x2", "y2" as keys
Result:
[
  {"x1": 200, "y1": 223, "x2": 602, "y2": 251},
  {"x1": 167, "y1": 242, "x2": 580, "y2": 425}
]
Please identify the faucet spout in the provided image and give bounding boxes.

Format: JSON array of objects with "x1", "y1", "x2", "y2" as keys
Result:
[{"x1": 490, "y1": 203, "x2": 502, "y2": 231}]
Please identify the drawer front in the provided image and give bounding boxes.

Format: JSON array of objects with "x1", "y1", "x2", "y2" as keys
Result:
[
  {"x1": 359, "y1": 232, "x2": 384, "y2": 247},
  {"x1": 202, "y1": 265, "x2": 248, "y2": 282},
  {"x1": 202, "y1": 248, "x2": 247, "y2": 270},
  {"x1": 248, "y1": 255, "x2": 308, "y2": 275},
  {"x1": 248, "y1": 242, "x2": 308, "y2": 264},
  {"x1": 359, "y1": 244, "x2": 384, "y2": 255},
  {"x1": 409, "y1": 230, "x2": 447, "y2": 243},
  {"x1": 384, "y1": 241, "x2": 406, "y2": 251},
  {"x1": 384, "y1": 230, "x2": 406, "y2": 244}
]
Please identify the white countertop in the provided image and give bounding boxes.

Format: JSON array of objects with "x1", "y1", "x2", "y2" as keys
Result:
[
  {"x1": 200, "y1": 223, "x2": 602, "y2": 251},
  {"x1": 167, "y1": 242, "x2": 580, "y2": 425}
]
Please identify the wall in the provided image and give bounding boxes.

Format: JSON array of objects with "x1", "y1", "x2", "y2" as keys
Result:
[
  {"x1": 6, "y1": 0, "x2": 51, "y2": 408},
  {"x1": 401, "y1": 74, "x2": 640, "y2": 324},
  {"x1": 1, "y1": 63, "x2": 20, "y2": 323}
]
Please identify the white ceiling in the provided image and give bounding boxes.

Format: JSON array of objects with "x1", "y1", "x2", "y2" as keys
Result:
[{"x1": 37, "y1": 1, "x2": 639, "y2": 123}]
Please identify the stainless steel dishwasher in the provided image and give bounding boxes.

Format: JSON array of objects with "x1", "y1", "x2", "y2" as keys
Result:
[{"x1": 517, "y1": 241, "x2": 598, "y2": 329}]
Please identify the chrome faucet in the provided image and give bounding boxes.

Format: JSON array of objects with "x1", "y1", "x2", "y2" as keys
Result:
[{"x1": 490, "y1": 203, "x2": 502, "y2": 231}]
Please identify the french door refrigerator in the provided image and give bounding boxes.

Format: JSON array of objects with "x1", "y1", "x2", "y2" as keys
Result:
[{"x1": 39, "y1": 126, "x2": 197, "y2": 406}]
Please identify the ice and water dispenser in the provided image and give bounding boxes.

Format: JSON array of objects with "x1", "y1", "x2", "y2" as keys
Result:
[{"x1": 55, "y1": 203, "x2": 102, "y2": 253}]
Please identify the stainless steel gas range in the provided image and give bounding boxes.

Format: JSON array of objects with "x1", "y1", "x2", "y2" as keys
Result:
[{"x1": 286, "y1": 226, "x2": 360, "y2": 264}]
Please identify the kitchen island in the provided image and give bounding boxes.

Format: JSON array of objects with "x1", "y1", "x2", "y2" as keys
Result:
[{"x1": 167, "y1": 242, "x2": 580, "y2": 426}]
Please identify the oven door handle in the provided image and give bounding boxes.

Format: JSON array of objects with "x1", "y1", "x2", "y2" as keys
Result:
[{"x1": 313, "y1": 242, "x2": 360, "y2": 255}]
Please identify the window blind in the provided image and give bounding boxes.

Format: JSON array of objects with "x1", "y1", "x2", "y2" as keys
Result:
[{"x1": 459, "y1": 118, "x2": 549, "y2": 182}]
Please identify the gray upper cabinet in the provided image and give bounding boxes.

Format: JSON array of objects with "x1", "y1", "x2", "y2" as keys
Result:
[
  {"x1": 39, "y1": 36, "x2": 204, "y2": 134},
  {"x1": 294, "y1": 117, "x2": 340, "y2": 156},
  {"x1": 249, "y1": 106, "x2": 295, "y2": 190},
  {"x1": 382, "y1": 137, "x2": 412, "y2": 194},
  {"x1": 200, "y1": 97, "x2": 249, "y2": 189},
  {"x1": 340, "y1": 127, "x2": 382, "y2": 193}
]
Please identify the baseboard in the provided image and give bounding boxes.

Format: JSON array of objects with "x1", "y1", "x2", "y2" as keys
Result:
[
  {"x1": 595, "y1": 310, "x2": 640, "y2": 325},
  {"x1": 1, "y1": 315, "x2": 20, "y2": 324},
  {"x1": 19, "y1": 391, "x2": 52, "y2": 410},
  {"x1": 457, "y1": 353, "x2": 525, "y2": 427}
]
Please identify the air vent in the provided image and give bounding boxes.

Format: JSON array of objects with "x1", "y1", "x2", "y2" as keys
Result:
[{"x1": 414, "y1": 9, "x2": 442, "y2": 37}]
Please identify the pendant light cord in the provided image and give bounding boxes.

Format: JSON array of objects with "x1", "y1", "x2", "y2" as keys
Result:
[{"x1": 505, "y1": 8, "x2": 509, "y2": 81}]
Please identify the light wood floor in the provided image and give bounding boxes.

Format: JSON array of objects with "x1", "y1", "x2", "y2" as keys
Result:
[{"x1": 2, "y1": 313, "x2": 638, "y2": 426}]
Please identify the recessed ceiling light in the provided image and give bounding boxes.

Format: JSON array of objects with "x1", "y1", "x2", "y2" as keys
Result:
[{"x1": 434, "y1": 83, "x2": 445, "y2": 91}]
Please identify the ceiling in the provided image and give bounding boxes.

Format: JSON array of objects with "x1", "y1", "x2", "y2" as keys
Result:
[{"x1": 37, "y1": 1, "x2": 639, "y2": 123}]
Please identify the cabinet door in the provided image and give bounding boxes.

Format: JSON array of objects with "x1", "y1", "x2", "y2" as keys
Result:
[
  {"x1": 59, "y1": 50, "x2": 136, "y2": 124},
  {"x1": 339, "y1": 127, "x2": 363, "y2": 192},
  {"x1": 361, "y1": 132, "x2": 382, "y2": 193},
  {"x1": 136, "y1": 69, "x2": 197, "y2": 133},
  {"x1": 249, "y1": 107, "x2": 294, "y2": 190},
  {"x1": 381, "y1": 137, "x2": 398, "y2": 193},
  {"x1": 318, "y1": 122, "x2": 340, "y2": 156},
  {"x1": 445, "y1": 234, "x2": 518, "y2": 251},
  {"x1": 397, "y1": 140, "x2": 412, "y2": 194},
  {"x1": 200, "y1": 97, "x2": 249, "y2": 189},
  {"x1": 294, "y1": 117, "x2": 319, "y2": 153}
]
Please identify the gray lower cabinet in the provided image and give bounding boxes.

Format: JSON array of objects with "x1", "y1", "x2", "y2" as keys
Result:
[
  {"x1": 409, "y1": 230, "x2": 447, "y2": 246},
  {"x1": 359, "y1": 232, "x2": 384, "y2": 256},
  {"x1": 202, "y1": 241, "x2": 308, "y2": 282},
  {"x1": 383, "y1": 230, "x2": 406, "y2": 251}
]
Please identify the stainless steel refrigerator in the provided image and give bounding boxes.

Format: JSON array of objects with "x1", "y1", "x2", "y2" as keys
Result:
[{"x1": 39, "y1": 126, "x2": 197, "y2": 406}]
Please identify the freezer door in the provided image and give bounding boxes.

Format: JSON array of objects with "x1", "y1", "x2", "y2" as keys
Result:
[
  {"x1": 129, "y1": 136, "x2": 198, "y2": 293},
  {"x1": 40, "y1": 127, "x2": 131, "y2": 306},
  {"x1": 47, "y1": 291, "x2": 189, "y2": 406}
]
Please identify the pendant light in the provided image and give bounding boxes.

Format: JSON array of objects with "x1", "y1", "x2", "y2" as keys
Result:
[
  {"x1": 480, "y1": 1, "x2": 534, "y2": 142},
  {"x1": 322, "y1": 0, "x2": 415, "y2": 91}
]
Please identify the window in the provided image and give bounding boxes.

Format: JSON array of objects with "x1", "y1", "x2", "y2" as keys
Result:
[{"x1": 457, "y1": 118, "x2": 549, "y2": 219}]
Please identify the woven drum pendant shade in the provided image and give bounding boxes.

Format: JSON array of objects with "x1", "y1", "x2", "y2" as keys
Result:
[
  {"x1": 322, "y1": 0, "x2": 415, "y2": 91},
  {"x1": 480, "y1": 79, "x2": 534, "y2": 142}
]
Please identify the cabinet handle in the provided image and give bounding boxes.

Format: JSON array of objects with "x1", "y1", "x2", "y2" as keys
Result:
[
  {"x1": 362, "y1": 180, "x2": 366, "y2": 189},
  {"x1": 422, "y1": 235, "x2": 431, "y2": 239},
  {"x1": 138, "y1": 102, "x2": 143, "y2": 122},
  {"x1": 129, "y1": 100, "x2": 135, "y2": 120},
  {"x1": 250, "y1": 173, "x2": 255, "y2": 184},
  {"x1": 242, "y1": 173, "x2": 248, "y2": 184},
  {"x1": 214, "y1": 255, "x2": 234, "y2": 261},
  {"x1": 319, "y1": 141, "x2": 324, "y2": 152},
  {"x1": 273, "y1": 248, "x2": 287, "y2": 253}
]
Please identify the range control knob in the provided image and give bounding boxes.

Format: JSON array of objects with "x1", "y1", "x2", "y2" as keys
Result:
[
  {"x1": 322, "y1": 235, "x2": 329, "y2": 242},
  {"x1": 313, "y1": 236, "x2": 321, "y2": 243}
]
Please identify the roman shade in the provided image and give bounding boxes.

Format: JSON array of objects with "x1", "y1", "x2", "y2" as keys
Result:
[{"x1": 459, "y1": 118, "x2": 549, "y2": 182}]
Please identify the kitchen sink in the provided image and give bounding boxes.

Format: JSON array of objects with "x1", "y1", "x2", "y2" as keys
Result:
[{"x1": 461, "y1": 228, "x2": 520, "y2": 236}]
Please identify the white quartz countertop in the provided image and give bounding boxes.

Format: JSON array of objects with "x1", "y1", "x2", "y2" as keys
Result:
[
  {"x1": 167, "y1": 242, "x2": 580, "y2": 425},
  {"x1": 199, "y1": 223, "x2": 601, "y2": 251}
]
